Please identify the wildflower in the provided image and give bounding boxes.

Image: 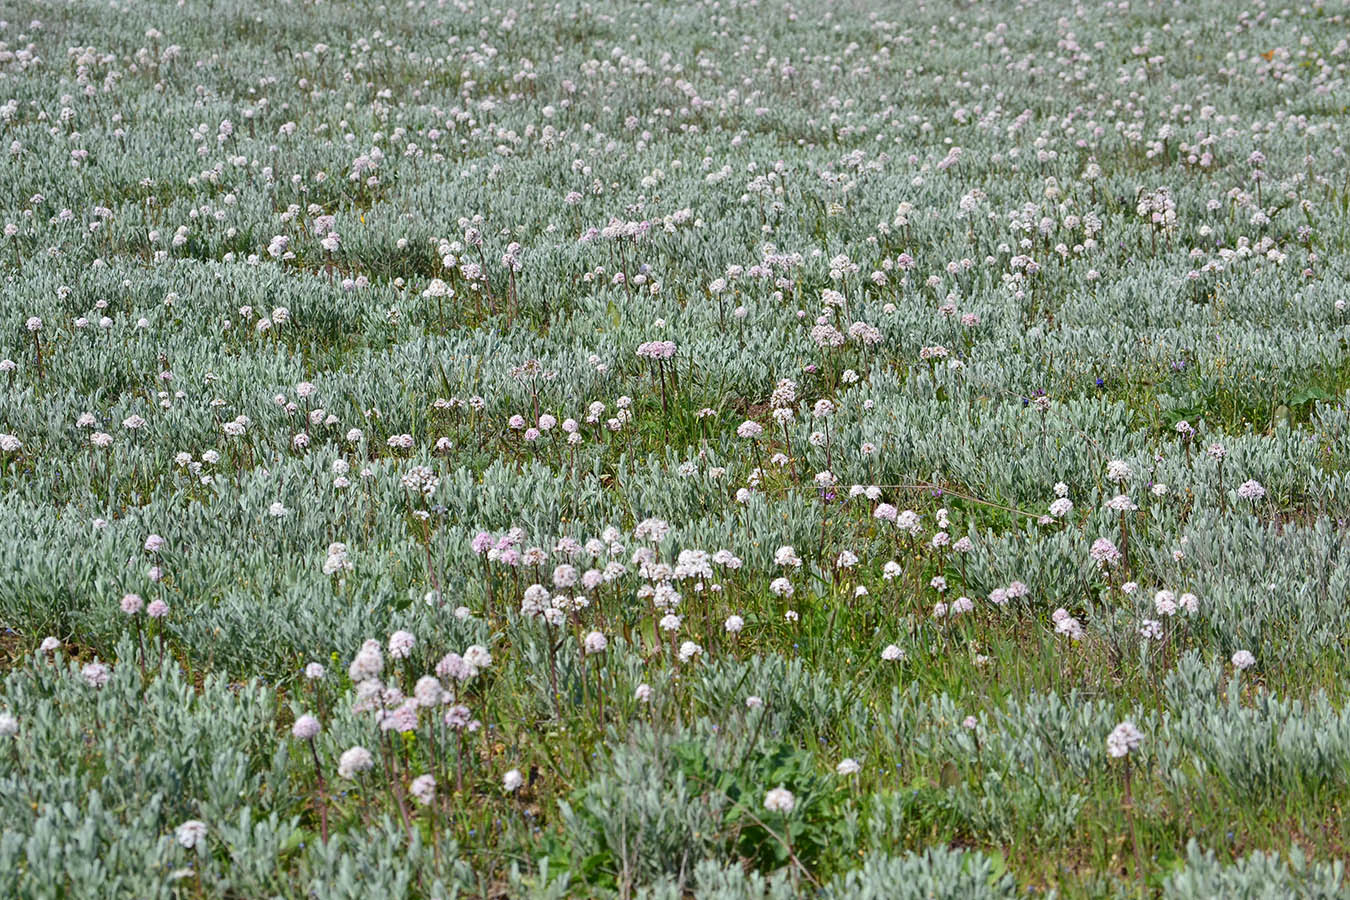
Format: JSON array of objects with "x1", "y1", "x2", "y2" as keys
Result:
[
  {"x1": 1089, "y1": 537, "x2": 1122, "y2": 566},
  {"x1": 1106, "y1": 494, "x2": 1137, "y2": 512},
  {"x1": 724, "y1": 615, "x2": 744, "y2": 633},
  {"x1": 348, "y1": 643, "x2": 383, "y2": 681},
  {"x1": 633, "y1": 518, "x2": 670, "y2": 543},
  {"x1": 1106, "y1": 460, "x2": 1132, "y2": 483},
  {"x1": 81, "y1": 661, "x2": 110, "y2": 688},
  {"x1": 388, "y1": 630, "x2": 416, "y2": 658},
  {"x1": 503, "y1": 768, "x2": 524, "y2": 792},
  {"x1": 836, "y1": 758, "x2": 861, "y2": 776},
  {"x1": 1231, "y1": 650, "x2": 1256, "y2": 670},
  {"x1": 634, "y1": 683, "x2": 652, "y2": 703},
  {"x1": 338, "y1": 746, "x2": 375, "y2": 779},
  {"x1": 763, "y1": 786, "x2": 795, "y2": 813},
  {"x1": 583, "y1": 631, "x2": 607, "y2": 654},
  {"x1": 677, "y1": 641, "x2": 703, "y2": 662},
  {"x1": 175, "y1": 820, "x2": 208, "y2": 849},
  {"x1": 881, "y1": 644, "x2": 905, "y2": 661},
  {"x1": 0, "y1": 713, "x2": 17, "y2": 737},
  {"x1": 1154, "y1": 590, "x2": 1177, "y2": 616},
  {"x1": 1236, "y1": 480, "x2": 1266, "y2": 501},
  {"x1": 1106, "y1": 722, "x2": 1143, "y2": 758},
  {"x1": 410, "y1": 774, "x2": 436, "y2": 805},
  {"x1": 39, "y1": 637, "x2": 60, "y2": 653},
  {"x1": 414, "y1": 676, "x2": 444, "y2": 707},
  {"x1": 463, "y1": 645, "x2": 492, "y2": 674},
  {"x1": 291, "y1": 714, "x2": 321, "y2": 740},
  {"x1": 1053, "y1": 610, "x2": 1084, "y2": 640},
  {"x1": 443, "y1": 705, "x2": 472, "y2": 729},
  {"x1": 120, "y1": 593, "x2": 143, "y2": 615},
  {"x1": 147, "y1": 600, "x2": 169, "y2": 618}
]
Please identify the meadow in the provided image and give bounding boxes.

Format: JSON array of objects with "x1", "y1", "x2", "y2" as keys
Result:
[{"x1": 2, "y1": 0, "x2": 1350, "y2": 895}]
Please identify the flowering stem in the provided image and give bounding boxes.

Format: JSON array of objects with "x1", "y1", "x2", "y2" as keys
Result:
[
  {"x1": 455, "y1": 731, "x2": 465, "y2": 794},
  {"x1": 308, "y1": 742, "x2": 330, "y2": 843},
  {"x1": 382, "y1": 731, "x2": 415, "y2": 837},
  {"x1": 546, "y1": 628, "x2": 561, "y2": 718},
  {"x1": 1122, "y1": 756, "x2": 1142, "y2": 881},
  {"x1": 1216, "y1": 459, "x2": 1226, "y2": 515},
  {"x1": 596, "y1": 661, "x2": 606, "y2": 728},
  {"x1": 1118, "y1": 511, "x2": 1130, "y2": 577},
  {"x1": 135, "y1": 618, "x2": 147, "y2": 679}
]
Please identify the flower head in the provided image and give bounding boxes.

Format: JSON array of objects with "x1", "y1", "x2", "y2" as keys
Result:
[
  {"x1": 410, "y1": 774, "x2": 436, "y2": 805},
  {"x1": 763, "y1": 786, "x2": 796, "y2": 813},
  {"x1": 388, "y1": 630, "x2": 416, "y2": 659},
  {"x1": 291, "y1": 714, "x2": 321, "y2": 740},
  {"x1": 338, "y1": 746, "x2": 375, "y2": 779},
  {"x1": 81, "y1": 661, "x2": 110, "y2": 688},
  {"x1": 1106, "y1": 721, "x2": 1143, "y2": 758},
  {"x1": 175, "y1": 820, "x2": 208, "y2": 849}
]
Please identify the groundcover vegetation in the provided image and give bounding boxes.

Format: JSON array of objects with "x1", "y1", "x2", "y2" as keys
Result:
[{"x1": 2, "y1": 0, "x2": 1350, "y2": 895}]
